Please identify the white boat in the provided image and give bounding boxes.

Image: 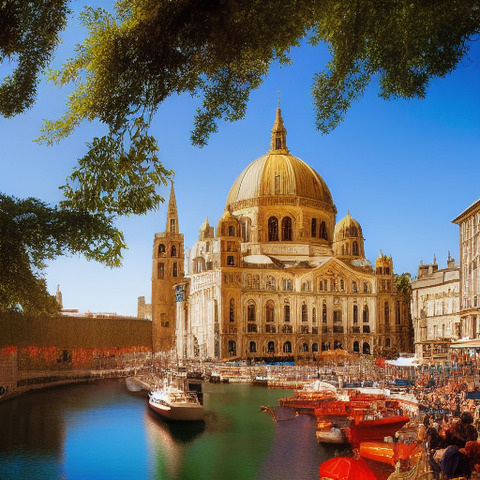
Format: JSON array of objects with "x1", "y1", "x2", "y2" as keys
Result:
[{"x1": 148, "y1": 380, "x2": 204, "y2": 422}]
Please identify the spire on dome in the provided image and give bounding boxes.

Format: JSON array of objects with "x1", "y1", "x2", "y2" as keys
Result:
[
  {"x1": 270, "y1": 103, "x2": 288, "y2": 152},
  {"x1": 166, "y1": 181, "x2": 178, "y2": 234}
]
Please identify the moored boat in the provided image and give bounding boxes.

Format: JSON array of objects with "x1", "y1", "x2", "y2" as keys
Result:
[{"x1": 148, "y1": 380, "x2": 204, "y2": 422}]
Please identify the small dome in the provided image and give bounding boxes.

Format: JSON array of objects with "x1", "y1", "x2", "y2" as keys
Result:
[{"x1": 334, "y1": 211, "x2": 363, "y2": 243}]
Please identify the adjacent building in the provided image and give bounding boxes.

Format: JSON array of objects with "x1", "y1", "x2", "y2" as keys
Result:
[
  {"x1": 411, "y1": 255, "x2": 460, "y2": 365},
  {"x1": 151, "y1": 108, "x2": 413, "y2": 361},
  {"x1": 452, "y1": 198, "x2": 480, "y2": 339}
]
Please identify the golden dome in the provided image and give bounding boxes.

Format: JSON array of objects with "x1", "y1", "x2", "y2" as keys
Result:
[
  {"x1": 334, "y1": 211, "x2": 363, "y2": 243},
  {"x1": 225, "y1": 108, "x2": 335, "y2": 212}
]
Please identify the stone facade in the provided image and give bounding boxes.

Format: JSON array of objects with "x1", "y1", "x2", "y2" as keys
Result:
[
  {"x1": 411, "y1": 255, "x2": 460, "y2": 364},
  {"x1": 452, "y1": 198, "x2": 480, "y2": 338},
  {"x1": 151, "y1": 108, "x2": 413, "y2": 360}
]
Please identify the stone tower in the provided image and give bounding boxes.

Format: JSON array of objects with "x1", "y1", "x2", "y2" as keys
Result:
[{"x1": 151, "y1": 183, "x2": 184, "y2": 353}]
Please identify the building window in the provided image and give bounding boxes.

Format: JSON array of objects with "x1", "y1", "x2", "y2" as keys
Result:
[
  {"x1": 386, "y1": 338, "x2": 391, "y2": 347},
  {"x1": 333, "y1": 310, "x2": 342, "y2": 323},
  {"x1": 363, "y1": 282, "x2": 369, "y2": 293},
  {"x1": 352, "y1": 241, "x2": 359, "y2": 256},
  {"x1": 284, "y1": 304, "x2": 291, "y2": 322},
  {"x1": 171, "y1": 245, "x2": 177, "y2": 257},
  {"x1": 172, "y1": 262, "x2": 178, "y2": 277},
  {"x1": 229, "y1": 298, "x2": 235, "y2": 322},
  {"x1": 283, "y1": 342, "x2": 292, "y2": 353},
  {"x1": 248, "y1": 303, "x2": 256, "y2": 323},
  {"x1": 170, "y1": 218, "x2": 176, "y2": 233},
  {"x1": 301, "y1": 303, "x2": 308, "y2": 322},
  {"x1": 353, "y1": 304, "x2": 358, "y2": 324},
  {"x1": 363, "y1": 342, "x2": 371, "y2": 354},
  {"x1": 353, "y1": 341, "x2": 360, "y2": 353},
  {"x1": 312, "y1": 307, "x2": 317, "y2": 324},
  {"x1": 322, "y1": 303, "x2": 327, "y2": 323},
  {"x1": 268, "y1": 341, "x2": 275, "y2": 353},
  {"x1": 319, "y1": 221, "x2": 327, "y2": 240},
  {"x1": 249, "y1": 341, "x2": 257, "y2": 353},
  {"x1": 283, "y1": 279, "x2": 293, "y2": 291},
  {"x1": 352, "y1": 281, "x2": 358, "y2": 293},
  {"x1": 363, "y1": 305, "x2": 369, "y2": 323},
  {"x1": 158, "y1": 262, "x2": 165, "y2": 279},
  {"x1": 228, "y1": 340, "x2": 236, "y2": 356},
  {"x1": 302, "y1": 343, "x2": 309, "y2": 352},
  {"x1": 227, "y1": 256, "x2": 235, "y2": 266},
  {"x1": 266, "y1": 300, "x2": 275, "y2": 322},
  {"x1": 340, "y1": 279, "x2": 345, "y2": 291},
  {"x1": 282, "y1": 217, "x2": 292, "y2": 241},
  {"x1": 396, "y1": 301, "x2": 401, "y2": 325},
  {"x1": 228, "y1": 225, "x2": 235, "y2": 236},
  {"x1": 312, "y1": 343, "x2": 319, "y2": 352},
  {"x1": 158, "y1": 244, "x2": 166, "y2": 256},
  {"x1": 266, "y1": 276, "x2": 276, "y2": 290},
  {"x1": 384, "y1": 302, "x2": 389, "y2": 325},
  {"x1": 268, "y1": 217, "x2": 279, "y2": 241},
  {"x1": 311, "y1": 218, "x2": 317, "y2": 237}
]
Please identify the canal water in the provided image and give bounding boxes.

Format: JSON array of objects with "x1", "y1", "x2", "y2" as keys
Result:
[{"x1": 0, "y1": 379, "x2": 392, "y2": 480}]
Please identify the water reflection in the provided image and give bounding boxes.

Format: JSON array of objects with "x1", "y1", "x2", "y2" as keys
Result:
[{"x1": 0, "y1": 380, "x2": 341, "y2": 480}]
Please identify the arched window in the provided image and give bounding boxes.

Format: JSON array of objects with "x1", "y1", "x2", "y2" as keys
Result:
[
  {"x1": 249, "y1": 341, "x2": 257, "y2": 353},
  {"x1": 172, "y1": 262, "x2": 178, "y2": 277},
  {"x1": 284, "y1": 303, "x2": 291, "y2": 322},
  {"x1": 319, "y1": 221, "x2": 327, "y2": 240},
  {"x1": 311, "y1": 218, "x2": 317, "y2": 237},
  {"x1": 352, "y1": 241, "x2": 359, "y2": 256},
  {"x1": 283, "y1": 341, "x2": 292, "y2": 353},
  {"x1": 363, "y1": 305, "x2": 369, "y2": 323},
  {"x1": 171, "y1": 245, "x2": 177, "y2": 257},
  {"x1": 157, "y1": 262, "x2": 165, "y2": 279},
  {"x1": 158, "y1": 244, "x2": 166, "y2": 255},
  {"x1": 268, "y1": 341, "x2": 275, "y2": 353},
  {"x1": 248, "y1": 303, "x2": 256, "y2": 323},
  {"x1": 322, "y1": 303, "x2": 327, "y2": 323},
  {"x1": 228, "y1": 340, "x2": 236, "y2": 356},
  {"x1": 301, "y1": 303, "x2": 308, "y2": 322},
  {"x1": 228, "y1": 225, "x2": 235, "y2": 236},
  {"x1": 353, "y1": 341, "x2": 360, "y2": 353},
  {"x1": 384, "y1": 302, "x2": 389, "y2": 324},
  {"x1": 268, "y1": 217, "x2": 279, "y2": 241},
  {"x1": 266, "y1": 300, "x2": 275, "y2": 323},
  {"x1": 282, "y1": 217, "x2": 292, "y2": 241},
  {"x1": 363, "y1": 342, "x2": 371, "y2": 355},
  {"x1": 229, "y1": 298, "x2": 235, "y2": 322}
]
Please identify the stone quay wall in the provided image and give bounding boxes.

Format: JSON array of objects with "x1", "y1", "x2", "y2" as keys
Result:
[{"x1": 0, "y1": 313, "x2": 153, "y2": 400}]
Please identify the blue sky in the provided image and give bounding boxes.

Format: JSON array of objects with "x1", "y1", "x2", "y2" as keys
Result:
[{"x1": 1, "y1": 4, "x2": 479, "y2": 316}]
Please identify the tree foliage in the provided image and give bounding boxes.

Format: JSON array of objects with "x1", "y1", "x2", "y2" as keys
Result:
[
  {"x1": 0, "y1": 194, "x2": 125, "y2": 316},
  {"x1": 0, "y1": 0, "x2": 69, "y2": 117}
]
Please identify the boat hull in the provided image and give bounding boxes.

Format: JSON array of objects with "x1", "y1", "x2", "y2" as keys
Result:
[
  {"x1": 148, "y1": 399, "x2": 204, "y2": 422},
  {"x1": 349, "y1": 416, "x2": 410, "y2": 443}
]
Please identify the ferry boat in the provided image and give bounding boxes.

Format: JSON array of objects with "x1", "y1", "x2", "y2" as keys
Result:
[{"x1": 148, "y1": 381, "x2": 204, "y2": 422}]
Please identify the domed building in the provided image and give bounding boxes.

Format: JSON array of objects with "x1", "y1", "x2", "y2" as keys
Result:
[{"x1": 151, "y1": 108, "x2": 412, "y2": 360}]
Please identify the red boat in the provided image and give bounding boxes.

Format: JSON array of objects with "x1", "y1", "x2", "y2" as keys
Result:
[
  {"x1": 314, "y1": 390, "x2": 410, "y2": 446},
  {"x1": 346, "y1": 415, "x2": 410, "y2": 445}
]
